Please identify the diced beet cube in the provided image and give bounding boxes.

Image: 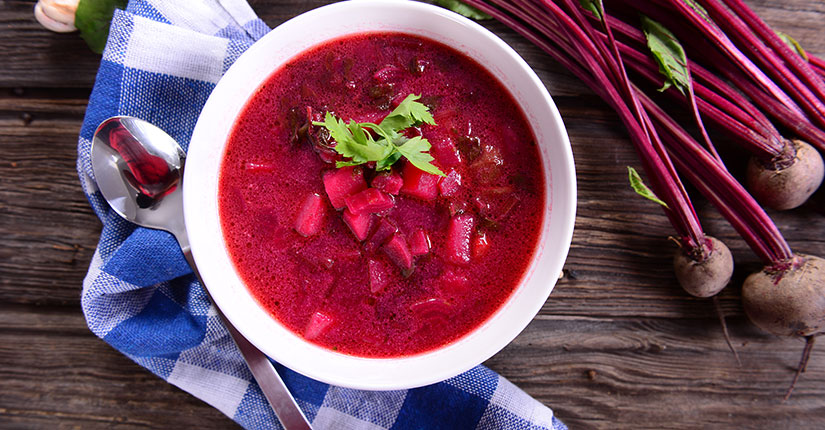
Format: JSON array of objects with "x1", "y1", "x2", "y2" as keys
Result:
[
  {"x1": 323, "y1": 166, "x2": 367, "y2": 209},
  {"x1": 368, "y1": 259, "x2": 391, "y2": 293},
  {"x1": 430, "y1": 137, "x2": 462, "y2": 168},
  {"x1": 440, "y1": 269, "x2": 469, "y2": 294},
  {"x1": 304, "y1": 311, "x2": 334, "y2": 340},
  {"x1": 410, "y1": 297, "x2": 452, "y2": 320},
  {"x1": 294, "y1": 193, "x2": 326, "y2": 237},
  {"x1": 400, "y1": 163, "x2": 439, "y2": 201},
  {"x1": 446, "y1": 214, "x2": 475, "y2": 265},
  {"x1": 342, "y1": 209, "x2": 373, "y2": 241},
  {"x1": 438, "y1": 170, "x2": 462, "y2": 197},
  {"x1": 409, "y1": 228, "x2": 431, "y2": 256},
  {"x1": 364, "y1": 217, "x2": 399, "y2": 253},
  {"x1": 473, "y1": 230, "x2": 490, "y2": 258},
  {"x1": 382, "y1": 233, "x2": 414, "y2": 273},
  {"x1": 345, "y1": 188, "x2": 394, "y2": 215},
  {"x1": 371, "y1": 169, "x2": 404, "y2": 195}
]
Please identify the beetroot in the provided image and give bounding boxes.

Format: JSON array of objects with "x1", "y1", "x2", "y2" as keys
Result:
[
  {"x1": 364, "y1": 217, "x2": 398, "y2": 253},
  {"x1": 323, "y1": 166, "x2": 367, "y2": 209},
  {"x1": 473, "y1": 230, "x2": 491, "y2": 258},
  {"x1": 673, "y1": 236, "x2": 734, "y2": 298},
  {"x1": 368, "y1": 259, "x2": 391, "y2": 293},
  {"x1": 446, "y1": 214, "x2": 475, "y2": 266},
  {"x1": 742, "y1": 255, "x2": 825, "y2": 337},
  {"x1": 345, "y1": 188, "x2": 395, "y2": 215},
  {"x1": 409, "y1": 228, "x2": 431, "y2": 256},
  {"x1": 438, "y1": 170, "x2": 462, "y2": 197},
  {"x1": 342, "y1": 208, "x2": 373, "y2": 241},
  {"x1": 383, "y1": 233, "x2": 414, "y2": 273},
  {"x1": 294, "y1": 193, "x2": 326, "y2": 237},
  {"x1": 371, "y1": 169, "x2": 404, "y2": 195},
  {"x1": 746, "y1": 140, "x2": 824, "y2": 210},
  {"x1": 400, "y1": 163, "x2": 440, "y2": 201},
  {"x1": 304, "y1": 311, "x2": 334, "y2": 340},
  {"x1": 430, "y1": 137, "x2": 462, "y2": 167},
  {"x1": 742, "y1": 254, "x2": 825, "y2": 399}
]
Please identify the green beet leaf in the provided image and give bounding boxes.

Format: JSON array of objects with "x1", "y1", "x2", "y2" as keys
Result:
[
  {"x1": 642, "y1": 15, "x2": 690, "y2": 95},
  {"x1": 434, "y1": 0, "x2": 492, "y2": 21},
  {"x1": 628, "y1": 166, "x2": 669, "y2": 209},
  {"x1": 776, "y1": 31, "x2": 808, "y2": 61},
  {"x1": 578, "y1": 0, "x2": 604, "y2": 21}
]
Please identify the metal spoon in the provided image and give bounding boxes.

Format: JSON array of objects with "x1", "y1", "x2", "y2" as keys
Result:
[{"x1": 91, "y1": 116, "x2": 312, "y2": 430}]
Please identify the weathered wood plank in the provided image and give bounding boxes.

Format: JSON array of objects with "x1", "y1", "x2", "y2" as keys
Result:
[
  {"x1": 1, "y1": 304, "x2": 823, "y2": 429},
  {"x1": 0, "y1": 91, "x2": 99, "y2": 306},
  {"x1": 0, "y1": 304, "x2": 231, "y2": 429},
  {"x1": 488, "y1": 316, "x2": 825, "y2": 430}
]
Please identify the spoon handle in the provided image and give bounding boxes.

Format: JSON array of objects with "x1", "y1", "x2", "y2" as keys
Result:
[{"x1": 183, "y1": 250, "x2": 313, "y2": 430}]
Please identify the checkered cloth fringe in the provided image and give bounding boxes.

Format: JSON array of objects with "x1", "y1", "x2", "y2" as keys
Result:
[{"x1": 76, "y1": 1, "x2": 567, "y2": 429}]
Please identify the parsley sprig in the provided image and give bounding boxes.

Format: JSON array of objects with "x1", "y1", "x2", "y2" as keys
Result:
[{"x1": 312, "y1": 94, "x2": 446, "y2": 176}]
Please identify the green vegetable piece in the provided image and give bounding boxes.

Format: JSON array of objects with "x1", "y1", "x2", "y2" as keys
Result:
[
  {"x1": 75, "y1": 0, "x2": 128, "y2": 54},
  {"x1": 628, "y1": 166, "x2": 669, "y2": 208},
  {"x1": 578, "y1": 0, "x2": 604, "y2": 21},
  {"x1": 642, "y1": 15, "x2": 690, "y2": 95},
  {"x1": 776, "y1": 31, "x2": 809, "y2": 61},
  {"x1": 313, "y1": 94, "x2": 446, "y2": 176},
  {"x1": 435, "y1": 0, "x2": 492, "y2": 21}
]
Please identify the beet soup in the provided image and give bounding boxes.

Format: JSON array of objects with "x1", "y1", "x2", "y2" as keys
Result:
[{"x1": 218, "y1": 32, "x2": 546, "y2": 357}]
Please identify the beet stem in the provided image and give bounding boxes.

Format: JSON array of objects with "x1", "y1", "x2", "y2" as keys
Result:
[
  {"x1": 783, "y1": 335, "x2": 817, "y2": 402},
  {"x1": 618, "y1": 0, "x2": 805, "y2": 118},
  {"x1": 469, "y1": 0, "x2": 797, "y2": 265},
  {"x1": 719, "y1": 0, "x2": 825, "y2": 119}
]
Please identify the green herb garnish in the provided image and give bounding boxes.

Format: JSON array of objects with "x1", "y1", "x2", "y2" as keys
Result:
[{"x1": 313, "y1": 94, "x2": 446, "y2": 176}]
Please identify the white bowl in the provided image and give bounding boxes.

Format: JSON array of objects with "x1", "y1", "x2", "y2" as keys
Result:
[{"x1": 184, "y1": 0, "x2": 576, "y2": 390}]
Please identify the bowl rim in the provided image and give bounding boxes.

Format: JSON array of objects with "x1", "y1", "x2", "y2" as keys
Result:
[{"x1": 184, "y1": 0, "x2": 576, "y2": 390}]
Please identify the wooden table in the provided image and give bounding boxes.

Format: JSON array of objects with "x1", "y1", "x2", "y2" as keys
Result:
[{"x1": 2, "y1": 0, "x2": 824, "y2": 428}]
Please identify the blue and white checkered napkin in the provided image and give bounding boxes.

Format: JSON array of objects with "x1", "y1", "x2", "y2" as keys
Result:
[{"x1": 76, "y1": 1, "x2": 567, "y2": 428}]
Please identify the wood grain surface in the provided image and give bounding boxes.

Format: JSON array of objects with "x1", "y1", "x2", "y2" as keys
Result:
[{"x1": 1, "y1": 0, "x2": 824, "y2": 428}]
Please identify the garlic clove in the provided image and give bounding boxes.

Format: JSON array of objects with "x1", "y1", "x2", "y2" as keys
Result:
[
  {"x1": 34, "y1": 0, "x2": 78, "y2": 33},
  {"x1": 40, "y1": 0, "x2": 79, "y2": 26}
]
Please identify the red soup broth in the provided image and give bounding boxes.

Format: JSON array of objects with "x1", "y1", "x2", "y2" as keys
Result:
[{"x1": 218, "y1": 32, "x2": 545, "y2": 357}]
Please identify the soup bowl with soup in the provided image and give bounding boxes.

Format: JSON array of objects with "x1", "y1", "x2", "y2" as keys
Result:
[{"x1": 184, "y1": 0, "x2": 576, "y2": 390}]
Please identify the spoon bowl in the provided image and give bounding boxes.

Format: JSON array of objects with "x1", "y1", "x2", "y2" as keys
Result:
[
  {"x1": 91, "y1": 117, "x2": 187, "y2": 233},
  {"x1": 90, "y1": 116, "x2": 312, "y2": 430}
]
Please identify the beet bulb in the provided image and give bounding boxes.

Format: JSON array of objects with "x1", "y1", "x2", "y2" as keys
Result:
[
  {"x1": 742, "y1": 254, "x2": 825, "y2": 399},
  {"x1": 673, "y1": 236, "x2": 734, "y2": 298},
  {"x1": 742, "y1": 254, "x2": 825, "y2": 337},
  {"x1": 746, "y1": 140, "x2": 824, "y2": 211}
]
